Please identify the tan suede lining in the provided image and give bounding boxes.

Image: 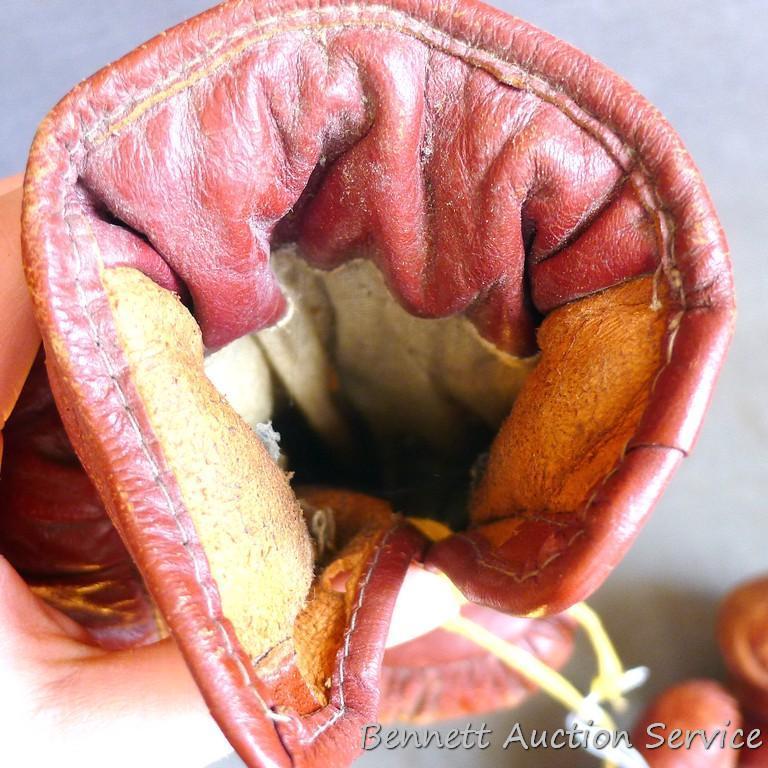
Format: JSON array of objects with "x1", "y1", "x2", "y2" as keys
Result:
[
  {"x1": 102, "y1": 266, "x2": 314, "y2": 660},
  {"x1": 101, "y1": 262, "x2": 666, "y2": 687},
  {"x1": 471, "y1": 275, "x2": 670, "y2": 524}
]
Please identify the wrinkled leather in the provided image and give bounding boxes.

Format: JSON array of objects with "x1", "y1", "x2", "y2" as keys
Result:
[
  {"x1": 0, "y1": 354, "x2": 161, "y2": 649},
  {"x1": 10, "y1": 0, "x2": 735, "y2": 765}
]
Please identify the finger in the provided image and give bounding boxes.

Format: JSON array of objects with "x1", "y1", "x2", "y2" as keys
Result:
[
  {"x1": 0, "y1": 555, "x2": 233, "y2": 768},
  {"x1": 46, "y1": 638, "x2": 235, "y2": 768},
  {"x1": 0, "y1": 555, "x2": 97, "y2": 654},
  {"x1": 385, "y1": 564, "x2": 464, "y2": 648},
  {"x1": 0, "y1": 174, "x2": 23, "y2": 196},
  {"x1": 0, "y1": 176, "x2": 41, "y2": 446}
]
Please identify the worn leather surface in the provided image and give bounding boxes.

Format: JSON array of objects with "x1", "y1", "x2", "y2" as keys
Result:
[
  {"x1": 11, "y1": 0, "x2": 735, "y2": 765},
  {"x1": 0, "y1": 354, "x2": 161, "y2": 649}
]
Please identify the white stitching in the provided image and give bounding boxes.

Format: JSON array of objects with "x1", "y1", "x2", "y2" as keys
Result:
[
  {"x1": 63, "y1": 186, "x2": 278, "y2": 720},
  {"x1": 53, "y1": 0, "x2": 686, "y2": 743},
  {"x1": 297, "y1": 525, "x2": 397, "y2": 743}
]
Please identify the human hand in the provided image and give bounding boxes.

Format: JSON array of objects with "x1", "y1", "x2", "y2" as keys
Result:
[
  {"x1": 0, "y1": 176, "x2": 459, "y2": 768},
  {"x1": 0, "y1": 174, "x2": 237, "y2": 768}
]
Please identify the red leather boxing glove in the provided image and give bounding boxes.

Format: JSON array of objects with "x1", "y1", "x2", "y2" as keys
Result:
[{"x1": 3, "y1": 0, "x2": 734, "y2": 765}]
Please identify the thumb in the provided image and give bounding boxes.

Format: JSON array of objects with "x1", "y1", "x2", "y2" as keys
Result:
[
  {"x1": 0, "y1": 176, "x2": 41, "y2": 452},
  {"x1": 0, "y1": 555, "x2": 234, "y2": 768}
]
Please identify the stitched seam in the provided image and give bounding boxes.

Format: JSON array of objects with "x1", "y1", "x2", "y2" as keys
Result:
[
  {"x1": 81, "y1": 5, "x2": 629, "y2": 167},
  {"x1": 57, "y1": 0, "x2": 686, "y2": 729},
  {"x1": 456, "y1": 529, "x2": 586, "y2": 583},
  {"x1": 77, "y1": 4, "x2": 680, "y2": 292},
  {"x1": 298, "y1": 525, "x2": 396, "y2": 743},
  {"x1": 79, "y1": 4, "x2": 685, "y2": 330},
  {"x1": 79, "y1": 3, "x2": 685, "y2": 351},
  {"x1": 62, "y1": 177, "x2": 278, "y2": 722}
]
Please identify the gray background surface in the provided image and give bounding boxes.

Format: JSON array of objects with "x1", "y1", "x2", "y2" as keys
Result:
[{"x1": 2, "y1": 1, "x2": 766, "y2": 766}]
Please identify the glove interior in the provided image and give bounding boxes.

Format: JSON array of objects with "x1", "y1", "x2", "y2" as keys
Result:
[{"x1": 100, "y1": 242, "x2": 667, "y2": 703}]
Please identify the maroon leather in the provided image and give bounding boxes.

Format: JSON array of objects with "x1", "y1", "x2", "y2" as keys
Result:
[
  {"x1": 379, "y1": 604, "x2": 574, "y2": 722},
  {"x1": 14, "y1": 0, "x2": 734, "y2": 765},
  {"x1": 0, "y1": 354, "x2": 160, "y2": 649},
  {"x1": 738, "y1": 725, "x2": 768, "y2": 767}
]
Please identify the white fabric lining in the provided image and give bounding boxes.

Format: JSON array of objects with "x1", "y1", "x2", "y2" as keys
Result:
[{"x1": 205, "y1": 246, "x2": 538, "y2": 458}]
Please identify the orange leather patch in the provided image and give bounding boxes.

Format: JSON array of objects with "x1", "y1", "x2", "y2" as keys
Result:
[
  {"x1": 292, "y1": 489, "x2": 395, "y2": 705},
  {"x1": 471, "y1": 275, "x2": 670, "y2": 524}
]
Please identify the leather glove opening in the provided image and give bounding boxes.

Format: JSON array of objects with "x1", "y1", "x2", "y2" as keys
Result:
[{"x1": 15, "y1": 2, "x2": 734, "y2": 764}]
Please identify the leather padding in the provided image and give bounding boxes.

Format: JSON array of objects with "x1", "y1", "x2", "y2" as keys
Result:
[{"x1": 19, "y1": 0, "x2": 735, "y2": 764}]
